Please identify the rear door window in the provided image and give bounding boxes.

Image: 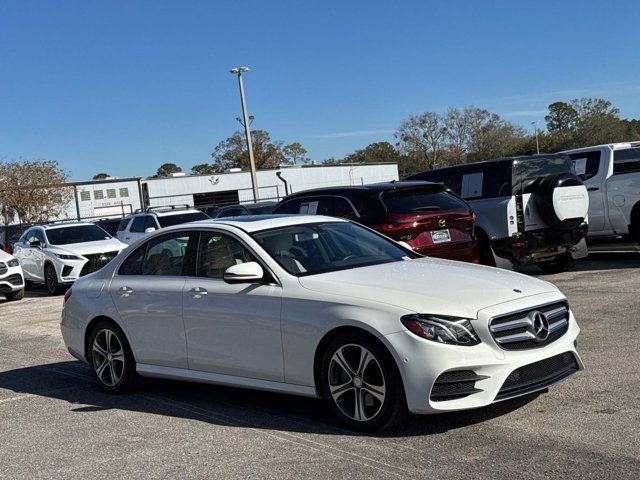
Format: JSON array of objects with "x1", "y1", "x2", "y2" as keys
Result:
[
  {"x1": 271, "y1": 199, "x2": 303, "y2": 215},
  {"x1": 299, "y1": 197, "x2": 332, "y2": 215},
  {"x1": 129, "y1": 216, "x2": 147, "y2": 233},
  {"x1": 613, "y1": 148, "x2": 640, "y2": 175},
  {"x1": 144, "y1": 216, "x2": 158, "y2": 230},
  {"x1": 332, "y1": 197, "x2": 359, "y2": 220},
  {"x1": 568, "y1": 151, "x2": 601, "y2": 180},
  {"x1": 117, "y1": 218, "x2": 132, "y2": 232},
  {"x1": 382, "y1": 187, "x2": 469, "y2": 213}
]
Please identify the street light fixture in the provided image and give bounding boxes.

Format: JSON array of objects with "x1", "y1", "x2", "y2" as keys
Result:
[{"x1": 229, "y1": 66, "x2": 259, "y2": 201}]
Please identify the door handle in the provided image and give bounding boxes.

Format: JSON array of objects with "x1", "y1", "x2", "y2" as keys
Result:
[
  {"x1": 188, "y1": 287, "x2": 208, "y2": 298},
  {"x1": 119, "y1": 286, "x2": 133, "y2": 297},
  {"x1": 587, "y1": 187, "x2": 599, "y2": 191}
]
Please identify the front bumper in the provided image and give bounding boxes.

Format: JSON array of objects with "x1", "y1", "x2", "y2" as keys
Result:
[
  {"x1": 0, "y1": 268, "x2": 25, "y2": 294},
  {"x1": 383, "y1": 292, "x2": 582, "y2": 414}
]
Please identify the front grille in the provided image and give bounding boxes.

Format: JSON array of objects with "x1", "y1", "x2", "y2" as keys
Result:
[
  {"x1": 80, "y1": 251, "x2": 118, "y2": 277},
  {"x1": 495, "y1": 352, "x2": 579, "y2": 401},
  {"x1": 0, "y1": 262, "x2": 7, "y2": 275},
  {"x1": 430, "y1": 370, "x2": 488, "y2": 401},
  {"x1": 489, "y1": 301, "x2": 569, "y2": 350}
]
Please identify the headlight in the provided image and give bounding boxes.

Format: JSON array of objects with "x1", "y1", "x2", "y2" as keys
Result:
[
  {"x1": 401, "y1": 314, "x2": 481, "y2": 346},
  {"x1": 7, "y1": 258, "x2": 19, "y2": 267},
  {"x1": 55, "y1": 254, "x2": 82, "y2": 260}
]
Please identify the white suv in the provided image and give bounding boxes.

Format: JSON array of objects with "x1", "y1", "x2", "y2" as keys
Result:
[
  {"x1": 563, "y1": 142, "x2": 640, "y2": 246},
  {"x1": 116, "y1": 206, "x2": 209, "y2": 245},
  {"x1": 13, "y1": 222, "x2": 126, "y2": 295},
  {"x1": 0, "y1": 249, "x2": 25, "y2": 301}
]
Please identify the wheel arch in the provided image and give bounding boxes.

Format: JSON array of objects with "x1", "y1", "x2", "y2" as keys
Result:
[
  {"x1": 84, "y1": 315, "x2": 129, "y2": 362},
  {"x1": 312, "y1": 325, "x2": 404, "y2": 399}
]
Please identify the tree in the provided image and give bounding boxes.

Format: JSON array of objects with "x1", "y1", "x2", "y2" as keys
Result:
[
  {"x1": 156, "y1": 163, "x2": 182, "y2": 177},
  {"x1": 191, "y1": 164, "x2": 217, "y2": 175},
  {"x1": 282, "y1": 142, "x2": 310, "y2": 165},
  {"x1": 211, "y1": 130, "x2": 285, "y2": 172},
  {"x1": 92, "y1": 172, "x2": 110, "y2": 180},
  {"x1": 395, "y1": 112, "x2": 448, "y2": 171},
  {"x1": 0, "y1": 159, "x2": 72, "y2": 224},
  {"x1": 545, "y1": 102, "x2": 579, "y2": 132},
  {"x1": 343, "y1": 141, "x2": 401, "y2": 164}
]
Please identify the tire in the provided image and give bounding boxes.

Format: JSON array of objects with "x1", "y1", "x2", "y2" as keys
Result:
[
  {"x1": 5, "y1": 289, "x2": 24, "y2": 301},
  {"x1": 476, "y1": 230, "x2": 495, "y2": 267},
  {"x1": 44, "y1": 263, "x2": 64, "y2": 295},
  {"x1": 87, "y1": 320, "x2": 138, "y2": 393},
  {"x1": 318, "y1": 332, "x2": 408, "y2": 431},
  {"x1": 537, "y1": 253, "x2": 577, "y2": 274},
  {"x1": 533, "y1": 173, "x2": 587, "y2": 231}
]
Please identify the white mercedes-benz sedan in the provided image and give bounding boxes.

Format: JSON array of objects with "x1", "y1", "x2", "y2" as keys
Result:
[{"x1": 61, "y1": 215, "x2": 583, "y2": 430}]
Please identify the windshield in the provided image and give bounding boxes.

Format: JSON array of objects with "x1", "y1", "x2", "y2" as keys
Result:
[
  {"x1": 252, "y1": 222, "x2": 411, "y2": 277},
  {"x1": 46, "y1": 225, "x2": 112, "y2": 245},
  {"x1": 382, "y1": 187, "x2": 469, "y2": 214},
  {"x1": 157, "y1": 211, "x2": 208, "y2": 228}
]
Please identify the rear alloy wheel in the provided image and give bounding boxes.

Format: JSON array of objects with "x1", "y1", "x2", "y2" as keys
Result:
[
  {"x1": 537, "y1": 252, "x2": 577, "y2": 274},
  {"x1": 45, "y1": 264, "x2": 63, "y2": 295},
  {"x1": 320, "y1": 334, "x2": 407, "y2": 431},
  {"x1": 88, "y1": 321, "x2": 137, "y2": 393}
]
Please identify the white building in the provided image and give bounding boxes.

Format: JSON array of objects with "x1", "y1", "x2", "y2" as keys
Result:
[{"x1": 68, "y1": 163, "x2": 399, "y2": 219}]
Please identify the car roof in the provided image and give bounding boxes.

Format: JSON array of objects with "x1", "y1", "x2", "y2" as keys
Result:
[
  {"x1": 283, "y1": 180, "x2": 441, "y2": 198},
  {"x1": 41, "y1": 222, "x2": 95, "y2": 230},
  {"x1": 182, "y1": 214, "x2": 348, "y2": 233},
  {"x1": 562, "y1": 141, "x2": 640, "y2": 153}
]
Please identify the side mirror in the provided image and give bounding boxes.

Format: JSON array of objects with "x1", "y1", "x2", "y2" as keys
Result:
[
  {"x1": 29, "y1": 240, "x2": 42, "y2": 249},
  {"x1": 397, "y1": 241, "x2": 412, "y2": 250},
  {"x1": 144, "y1": 227, "x2": 156, "y2": 233},
  {"x1": 223, "y1": 262, "x2": 264, "y2": 284}
]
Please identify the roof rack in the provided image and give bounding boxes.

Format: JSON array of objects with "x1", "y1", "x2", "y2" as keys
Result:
[
  {"x1": 43, "y1": 220, "x2": 86, "y2": 227},
  {"x1": 145, "y1": 204, "x2": 192, "y2": 213}
]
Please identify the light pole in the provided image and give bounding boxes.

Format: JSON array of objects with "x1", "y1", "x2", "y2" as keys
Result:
[
  {"x1": 531, "y1": 121, "x2": 540, "y2": 155},
  {"x1": 229, "y1": 66, "x2": 259, "y2": 201}
]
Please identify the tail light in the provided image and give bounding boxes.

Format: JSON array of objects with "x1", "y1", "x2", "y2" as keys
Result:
[
  {"x1": 373, "y1": 223, "x2": 412, "y2": 233},
  {"x1": 63, "y1": 288, "x2": 72, "y2": 304}
]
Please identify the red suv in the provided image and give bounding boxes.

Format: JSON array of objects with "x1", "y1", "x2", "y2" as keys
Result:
[{"x1": 270, "y1": 181, "x2": 478, "y2": 262}]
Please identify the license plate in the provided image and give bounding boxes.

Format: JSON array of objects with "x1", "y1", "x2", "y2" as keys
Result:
[{"x1": 431, "y1": 229, "x2": 451, "y2": 244}]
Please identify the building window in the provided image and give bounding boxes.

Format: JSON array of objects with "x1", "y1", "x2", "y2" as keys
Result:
[
  {"x1": 80, "y1": 190, "x2": 91, "y2": 202},
  {"x1": 94, "y1": 190, "x2": 104, "y2": 200},
  {"x1": 119, "y1": 187, "x2": 129, "y2": 198},
  {"x1": 107, "y1": 189, "x2": 116, "y2": 199}
]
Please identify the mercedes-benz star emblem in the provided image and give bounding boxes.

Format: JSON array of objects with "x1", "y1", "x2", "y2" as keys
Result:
[
  {"x1": 530, "y1": 311, "x2": 550, "y2": 342},
  {"x1": 438, "y1": 219, "x2": 446, "y2": 228}
]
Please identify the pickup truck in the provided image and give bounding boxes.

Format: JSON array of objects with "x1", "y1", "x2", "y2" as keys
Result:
[{"x1": 563, "y1": 142, "x2": 640, "y2": 246}]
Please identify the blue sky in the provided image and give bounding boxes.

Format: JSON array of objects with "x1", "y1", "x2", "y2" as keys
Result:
[{"x1": 1, "y1": 0, "x2": 639, "y2": 180}]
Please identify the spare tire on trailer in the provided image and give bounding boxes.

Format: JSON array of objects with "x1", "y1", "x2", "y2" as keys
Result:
[{"x1": 533, "y1": 173, "x2": 588, "y2": 231}]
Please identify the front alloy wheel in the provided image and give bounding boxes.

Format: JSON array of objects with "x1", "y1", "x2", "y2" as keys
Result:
[
  {"x1": 45, "y1": 264, "x2": 62, "y2": 295},
  {"x1": 329, "y1": 344, "x2": 386, "y2": 422},
  {"x1": 320, "y1": 333, "x2": 407, "y2": 431}
]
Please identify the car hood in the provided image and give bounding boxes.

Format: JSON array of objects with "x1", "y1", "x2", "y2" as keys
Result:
[
  {"x1": 298, "y1": 257, "x2": 558, "y2": 318},
  {"x1": 0, "y1": 250, "x2": 16, "y2": 262},
  {"x1": 49, "y1": 238, "x2": 126, "y2": 256}
]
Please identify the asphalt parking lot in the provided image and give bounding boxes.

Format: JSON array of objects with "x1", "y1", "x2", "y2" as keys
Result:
[{"x1": 1, "y1": 253, "x2": 639, "y2": 479}]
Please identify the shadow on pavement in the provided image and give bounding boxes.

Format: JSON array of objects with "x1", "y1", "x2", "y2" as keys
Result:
[
  {"x1": 573, "y1": 252, "x2": 640, "y2": 272},
  {"x1": 0, "y1": 360, "x2": 540, "y2": 438}
]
